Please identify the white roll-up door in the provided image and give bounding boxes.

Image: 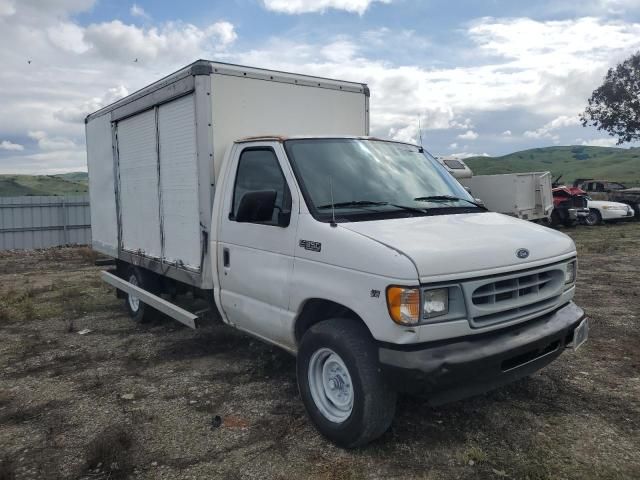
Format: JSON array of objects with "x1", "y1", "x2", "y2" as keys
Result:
[
  {"x1": 158, "y1": 95, "x2": 201, "y2": 270},
  {"x1": 117, "y1": 109, "x2": 162, "y2": 259}
]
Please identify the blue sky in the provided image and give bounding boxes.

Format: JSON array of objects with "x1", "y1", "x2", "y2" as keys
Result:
[{"x1": 1, "y1": 0, "x2": 640, "y2": 173}]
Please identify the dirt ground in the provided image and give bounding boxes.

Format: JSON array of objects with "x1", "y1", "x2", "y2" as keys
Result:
[{"x1": 0, "y1": 222, "x2": 638, "y2": 480}]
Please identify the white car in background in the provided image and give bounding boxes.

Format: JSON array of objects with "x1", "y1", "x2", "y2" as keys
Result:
[{"x1": 582, "y1": 198, "x2": 636, "y2": 225}]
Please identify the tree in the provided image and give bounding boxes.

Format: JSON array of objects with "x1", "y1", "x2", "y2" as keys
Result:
[{"x1": 581, "y1": 52, "x2": 640, "y2": 145}]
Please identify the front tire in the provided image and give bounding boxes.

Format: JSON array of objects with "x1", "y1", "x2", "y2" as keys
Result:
[
  {"x1": 297, "y1": 318, "x2": 397, "y2": 448},
  {"x1": 583, "y1": 208, "x2": 602, "y2": 226}
]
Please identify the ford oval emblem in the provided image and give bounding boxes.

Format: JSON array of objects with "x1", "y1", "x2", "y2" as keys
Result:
[{"x1": 516, "y1": 248, "x2": 530, "y2": 259}]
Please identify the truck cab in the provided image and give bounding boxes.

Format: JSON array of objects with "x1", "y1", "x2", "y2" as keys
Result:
[
  {"x1": 211, "y1": 135, "x2": 586, "y2": 446},
  {"x1": 86, "y1": 61, "x2": 587, "y2": 448}
]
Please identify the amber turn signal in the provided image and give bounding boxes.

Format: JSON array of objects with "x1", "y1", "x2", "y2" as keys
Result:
[{"x1": 386, "y1": 286, "x2": 420, "y2": 325}]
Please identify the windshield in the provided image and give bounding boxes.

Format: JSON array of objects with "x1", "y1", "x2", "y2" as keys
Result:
[{"x1": 284, "y1": 138, "x2": 477, "y2": 221}]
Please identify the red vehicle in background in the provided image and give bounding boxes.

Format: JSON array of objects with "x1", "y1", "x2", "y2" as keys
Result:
[{"x1": 551, "y1": 177, "x2": 590, "y2": 227}]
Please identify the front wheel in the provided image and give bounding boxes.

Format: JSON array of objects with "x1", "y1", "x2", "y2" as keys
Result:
[
  {"x1": 297, "y1": 318, "x2": 397, "y2": 448},
  {"x1": 583, "y1": 208, "x2": 602, "y2": 226}
]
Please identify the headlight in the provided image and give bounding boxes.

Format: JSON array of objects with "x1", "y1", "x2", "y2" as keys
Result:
[
  {"x1": 565, "y1": 261, "x2": 577, "y2": 284},
  {"x1": 386, "y1": 286, "x2": 453, "y2": 325},
  {"x1": 386, "y1": 286, "x2": 420, "y2": 325},
  {"x1": 423, "y1": 288, "x2": 449, "y2": 318}
]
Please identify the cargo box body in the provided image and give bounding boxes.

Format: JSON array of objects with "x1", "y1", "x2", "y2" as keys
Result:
[{"x1": 85, "y1": 60, "x2": 369, "y2": 289}]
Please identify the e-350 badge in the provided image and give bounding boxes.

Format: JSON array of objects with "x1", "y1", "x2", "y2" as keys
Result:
[{"x1": 299, "y1": 239, "x2": 322, "y2": 252}]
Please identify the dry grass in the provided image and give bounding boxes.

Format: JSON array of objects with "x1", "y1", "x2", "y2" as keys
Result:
[
  {"x1": 0, "y1": 227, "x2": 638, "y2": 479},
  {"x1": 0, "y1": 458, "x2": 15, "y2": 480},
  {"x1": 77, "y1": 247, "x2": 99, "y2": 264},
  {"x1": 84, "y1": 425, "x2": 134, "y2": 478}
]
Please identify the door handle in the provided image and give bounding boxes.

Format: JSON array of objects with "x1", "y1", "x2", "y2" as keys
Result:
[{"x1": 223, "y1": 248, "x2": 230, "y2": 267}]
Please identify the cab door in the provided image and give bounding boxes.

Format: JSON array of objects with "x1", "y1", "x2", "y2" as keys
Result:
[{"x1": 217, "y1": 142, "x2": 299, "y2": 346}]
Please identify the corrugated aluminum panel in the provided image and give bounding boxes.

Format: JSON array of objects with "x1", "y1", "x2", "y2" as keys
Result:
[
  {"x1": 117, "y1": 109, "x2": 162, "y2": 259},
  {"x1": 0, "y1": 195, "x2": 90, "y2": 250},
  {"x1": 158, "y1": 94, "x2": 201, "y2": 270},
  {"x1": 86, "y1": 114, "x2": 118, "y2": 257}
]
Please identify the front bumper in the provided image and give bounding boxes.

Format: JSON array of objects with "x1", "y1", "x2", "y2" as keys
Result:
[
  {"x1": 378, "y1": 301, "x2": 585, "y2": 405},
  {"x1": 575, "y1": 208, "x2": 590, "y2": 218}
]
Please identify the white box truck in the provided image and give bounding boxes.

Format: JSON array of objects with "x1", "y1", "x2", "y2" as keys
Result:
[
  {"x1": 86, "y1": 60, "x2": 588, "y2": 447},
  {"x1": 436, "y1": 157, "x2": 554, "y2": 222}
]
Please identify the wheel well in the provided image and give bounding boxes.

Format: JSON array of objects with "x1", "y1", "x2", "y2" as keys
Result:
[{"x1": 294, "y1": 299, "x2": 367, "y2": 345}]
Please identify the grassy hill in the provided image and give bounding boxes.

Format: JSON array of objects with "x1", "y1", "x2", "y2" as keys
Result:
[
  {"x1": 0, "y1": 172, "x2": 88, "y2": 196},
  {"x1": 465, "y1": 146, "x2": 640, "y2": 186},
  {"x1": 2, "y1": 145, "x2": 639, "y2": 195}
]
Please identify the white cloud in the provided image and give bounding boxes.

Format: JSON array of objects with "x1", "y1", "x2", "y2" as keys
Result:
[
  {"x1": 0, "y1": 150, "x2": 86, "y2": 174},
  {"x1": 54, "y1": 86, "x2": 129, "y2": 124},
  {"x1": 388, "y1": 124, "x2": 419, "y2": 144},
  {"x1": 449, "y1": 142, "x2": 458, "y2": 149},
  {"x1": 502, "y1": 130, "x2": 512, "y2": 136},
  {"x1": 0, "y1": 0, "x2": 15, "y2": 16},
  {"x1": 321, "y1": 40, "x2": 358, "y2": 62},
  {"x1": 597, "y1": 0, "x2": 640, "y2": 14},
  {"x1": 451, "y1": 118, "x2": 474, "y2": 130},
  {"x1": 3, "y1": 4, "x2": 640, "y2": 173},
  {"x1": 47, "y1": 21, "x2": 89, "y2": 53},
  {"x1": 524, "y1": 115, "x2": 580, "y2": 139},
  {"x1": 581, "y1": 137, "x2": 618, "y2": 147},
  {"x1": 84, "y1": 20, "x2": 237, "y2": 63},
  {"x1": 0, "y1": 140, "x2": 23, "y2": 151},
  {"x1": 548, "y1": 115, "x2": 581, "y2": 129},
  {"x1": 130, "y1": 3, "x2": 149, "y2": 19},
  {"x1": 207, "y1": 21, "x2": 237, "y2": 46},
  {"x1": 231, "y1": 17, "x2": 640, "y2": 151},
  {"x1": 458, "y1": 130, "x2": 479, "y2": 140},
  {"x1": 449, "y1": 152, "x2": 490, "y2": 159},
  {"x1": 28, "y1": 131, "x2": 77, "y2": 151},
  {"x1": 262, "y1": 0, "x2": 390, "y2": 15},
  {"x1": 0, "y1": 0, "x2": 239, "y2": 173}
]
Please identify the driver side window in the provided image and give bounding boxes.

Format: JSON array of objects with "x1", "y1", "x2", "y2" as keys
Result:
[{"x1": 231, "y1": 148, "x2": 291, "y2": 226}]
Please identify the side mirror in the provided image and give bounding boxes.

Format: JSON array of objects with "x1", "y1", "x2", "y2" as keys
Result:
[{"x1": 235, "y1": 190, "x2": 277, "y2": 223}]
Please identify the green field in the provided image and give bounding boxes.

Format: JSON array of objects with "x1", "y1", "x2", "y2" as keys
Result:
[
  {"x1": 1, "y1": 145, "x2": 639, "y2": 196},
  {"x1": 465, "y1": 145, "x2": 640, "y2": 186},
  {"x1": 0, "y1": 173, "x2": 88, "y2": 196}
]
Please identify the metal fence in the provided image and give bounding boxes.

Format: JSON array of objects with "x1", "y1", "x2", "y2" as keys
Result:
[{"x1": 0, "y1": 195, "x2": 91, "y2": 250}]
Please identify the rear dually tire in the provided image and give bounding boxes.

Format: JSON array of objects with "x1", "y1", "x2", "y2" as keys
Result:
[{"x1": 124, "y1": 266, "x2": 158, "y2": 323}]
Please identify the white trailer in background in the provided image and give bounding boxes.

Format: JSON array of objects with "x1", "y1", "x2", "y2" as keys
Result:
[{"x1": 436, "y1": 157, "x2": 553, "y2": 222}]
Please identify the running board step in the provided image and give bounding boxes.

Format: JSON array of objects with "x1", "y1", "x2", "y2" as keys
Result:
[{"x1": 101, "y1": 270, "x2": 198, "y2": 329}]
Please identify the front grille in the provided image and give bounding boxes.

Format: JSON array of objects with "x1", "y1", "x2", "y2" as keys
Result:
[
  {"x1": 463, "y1": 265, "x2": 566, "y2": 328},
  {"x1": 560, "y1": 196, "x2": 588, "y2": 208},
  {"x1": 472, "y1": 295, "x2": 561, "y2": 326},
  {"x1": 472, "y1": 271, "x2": 556, "y2": 306}
]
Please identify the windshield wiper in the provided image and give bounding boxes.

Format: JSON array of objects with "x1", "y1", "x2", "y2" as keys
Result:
[
  {"x1": 317, "y1": 200, "x2": 389, "y2": 209},
  {"x1": 388, "y1": 203, "x2": 428, "y2": 214},
  {"x1": 317, "y1": 200, "x2": 427, "y2": 215},
  {"x1": 414, "y1": 195, "x2": 487, "y2": 210}
]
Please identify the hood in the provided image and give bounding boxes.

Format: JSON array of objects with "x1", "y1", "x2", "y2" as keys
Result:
[
  {"x1": 340, "y1": 212, "x2": 575, "y2": 282},
  {"x1": 588, "y1": 199, "x2": 629, "y2": 208}
]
